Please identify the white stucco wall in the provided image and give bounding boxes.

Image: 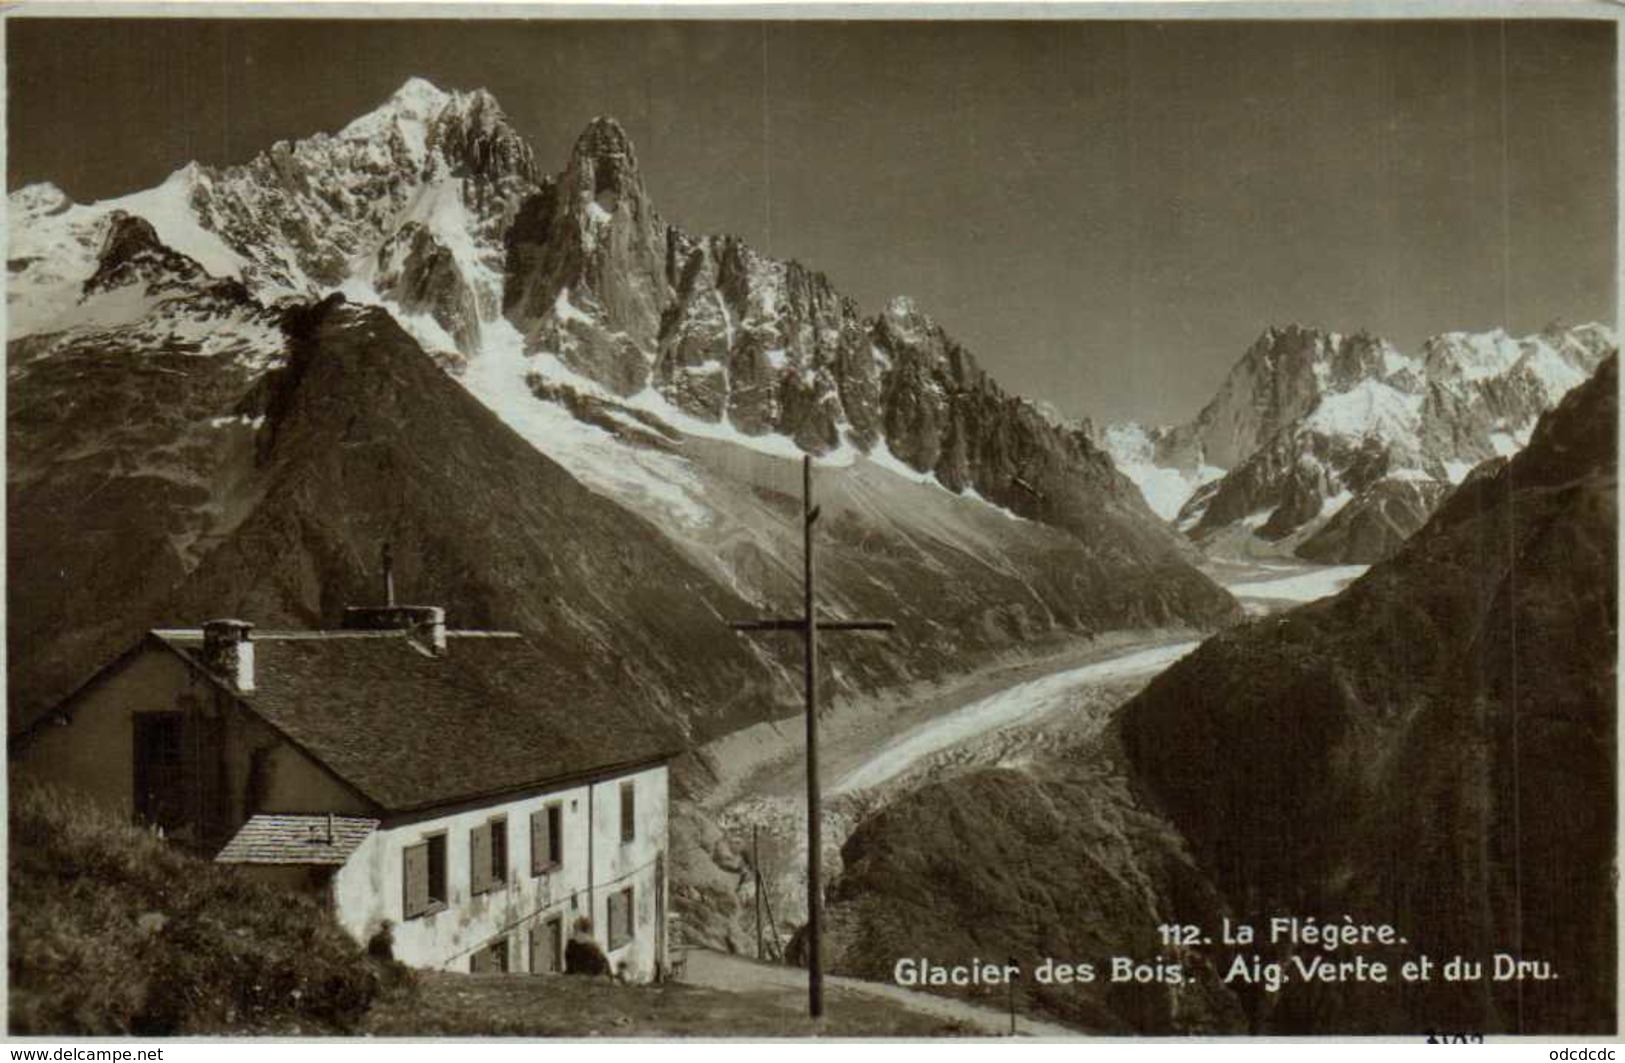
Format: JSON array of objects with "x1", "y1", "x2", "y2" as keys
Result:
[
  {"x1": 333, "y1": 762, "x2": 668, "y2": 980},
  {"x1": 589, "y1": 765, "x2": 670, "y2": 982}
]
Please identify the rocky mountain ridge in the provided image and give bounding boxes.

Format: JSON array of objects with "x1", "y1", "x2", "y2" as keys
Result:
[
  {"x1": 11, "y1": 78, "x2": 1185, "y2": 553},
  {"x1": 1104, "y1": 320, "x2": 1614, "y2": 561},
  {"x1": 8, "y1": 78, "x2": 1239, "y2": 730},
  {"x1": 1119, "y1": 353, "x2": 1617, "y2": 1032}
]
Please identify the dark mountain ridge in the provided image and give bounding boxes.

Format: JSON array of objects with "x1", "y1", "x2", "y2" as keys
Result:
[{"x1": 1121, "y1": 353, "x2": 1618, "y2": 1033}]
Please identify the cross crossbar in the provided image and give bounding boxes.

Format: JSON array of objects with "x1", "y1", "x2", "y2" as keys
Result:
[{"x1": 731, "y1": 619, "x2": 897, "y2": 633}]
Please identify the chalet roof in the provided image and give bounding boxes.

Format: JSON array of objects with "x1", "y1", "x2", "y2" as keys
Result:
[
  {"x1": 216, "y1": 814, "x2": 379, "y2": 865},
  {"x1": 154, "y1": 630, "x2": 680, "y2": 815}
]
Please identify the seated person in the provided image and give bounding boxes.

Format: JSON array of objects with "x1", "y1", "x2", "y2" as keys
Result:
[{"x1": 565, "y1": 916, "x2": 611, "y2": 977}]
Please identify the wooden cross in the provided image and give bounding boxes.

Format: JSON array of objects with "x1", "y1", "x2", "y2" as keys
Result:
[{"x1": 731, "y1": 454, "x2": 895, "y2": 1019}]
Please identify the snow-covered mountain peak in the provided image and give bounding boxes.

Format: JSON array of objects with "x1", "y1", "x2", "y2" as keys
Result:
[
  {"x1": 339, "y1": 77, "x2": 454, "y2": 139},
  {"x1": 324, "y1": 79, "x2": 530, "y2": 182},
  {"x1": 7, "y1": 77, "x2": 552, "y2": 366},
  {"x1": 1125, "y1": 319, "x2": 1617, "y2": 564},
  {"x1": 392, "y1": 75, "x2": 451, "y2": 109}
]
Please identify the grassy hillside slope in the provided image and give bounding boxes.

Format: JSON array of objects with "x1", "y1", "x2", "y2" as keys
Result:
[{"x1": 8, "y1": 781, "x2": 393, "y2": 1035}]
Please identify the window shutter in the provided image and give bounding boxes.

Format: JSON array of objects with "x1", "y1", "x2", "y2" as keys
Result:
[
  {"x1": 403, "y1": 843, "x2": 430, "y2": 918},
  {"x1": 471, "y1": 823, "x2": 492, "y2": 895},
  {"x1": 608, "y1": 886, "x2": 635, "y2": 949},
  {"x1": 620, "y1": 782, "x2": 635, "y2": 843}
]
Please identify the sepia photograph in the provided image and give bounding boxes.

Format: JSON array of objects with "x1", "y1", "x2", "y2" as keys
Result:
[{"x1": 2, "y1": 4, "x2": 1617, "y2": 1041}]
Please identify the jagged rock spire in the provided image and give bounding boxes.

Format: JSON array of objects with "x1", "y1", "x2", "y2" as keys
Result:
[{"x1": 502, "y1": 115, "x2": 670, "y2": 393}]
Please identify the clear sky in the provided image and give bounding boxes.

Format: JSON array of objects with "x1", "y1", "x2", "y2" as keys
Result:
[{"x1": 7, "y1": 16, "x2": 1616, "y2": 426}]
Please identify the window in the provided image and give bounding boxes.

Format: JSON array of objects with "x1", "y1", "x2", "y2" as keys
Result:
[
  {"x1": 403, "y1": 833, "x2": 447, "y2": 919},
  {"x1": 471, "y1": 816, "x2": 508, "y2": 896},
  {"x1": 471, "y1": 937, "x2": 510, "y2": 974},
  {"x1": 531, "y1": 804, "x2": 563, "y2": 875},
  {"x1": 530, "y1": 916, "x2": 564, "y2": 974},
  {"x1": 619, "y1": 781, "x2": 635, "y2": 844},
  {"x1": 607, "y1": 886, "x2": 635, "y2": 950}
]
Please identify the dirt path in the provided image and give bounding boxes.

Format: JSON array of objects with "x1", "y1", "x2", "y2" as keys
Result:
[{"x1": 679, "y1": 947, "x2": 1080, "y2": 1038}]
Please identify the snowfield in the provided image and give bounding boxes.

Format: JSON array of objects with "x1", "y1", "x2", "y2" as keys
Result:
[{"x1": 1100, "y1": 423, "x2": 1225, "y2": 521}]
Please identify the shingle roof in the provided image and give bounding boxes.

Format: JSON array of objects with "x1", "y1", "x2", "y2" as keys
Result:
[
  {"x1": 155, "y1": 630, "x2": 681, "y2": 814},
  {"x1": 215, "y1": 814, "x2": 379, "y2": 865}
]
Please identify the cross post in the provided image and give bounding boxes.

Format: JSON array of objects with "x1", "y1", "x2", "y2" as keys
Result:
[{"x1": 731, "y1": 454, "x2": 895, "y2": 1019}]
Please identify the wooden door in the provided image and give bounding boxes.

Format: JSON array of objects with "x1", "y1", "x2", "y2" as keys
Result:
[{"x1": 530, "y1": 916, "x2": 563, "y2": 974}]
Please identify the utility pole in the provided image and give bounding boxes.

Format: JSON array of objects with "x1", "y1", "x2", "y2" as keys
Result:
[
  {"x1": 732, "y1": 454, "x2": 895, "y2": 1019},
  {"x1": 381, "y1": 541, "x2": 396, "y2": 606},
  {"x1": 754, "y1": 825, "x2": 764, "y2": 962}
]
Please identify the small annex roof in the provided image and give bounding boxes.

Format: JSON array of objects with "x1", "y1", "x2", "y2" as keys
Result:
[
  {"x1": 152, "y1": 629, "x2": 682, "y2": 816},
  {"x1": 216, "y1": 814, "x2": 380, "y2": 866}
]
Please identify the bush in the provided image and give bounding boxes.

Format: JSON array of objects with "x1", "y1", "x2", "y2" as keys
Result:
[{"x1": 9, "y1": 780, "x2": 387, "y2": 1034}]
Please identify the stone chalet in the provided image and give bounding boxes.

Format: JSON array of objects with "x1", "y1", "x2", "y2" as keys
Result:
[{"x1": 11, "y1": 604, "x2": 679, "y2": 979}]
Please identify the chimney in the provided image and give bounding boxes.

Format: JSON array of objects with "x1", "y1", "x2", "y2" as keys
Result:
[
  {"x1": 201, "y1": 619, "x2": 255, "y2": 693},
  {"x1": 342, "y1": 604, "x2": 447, "y2": 656}
]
